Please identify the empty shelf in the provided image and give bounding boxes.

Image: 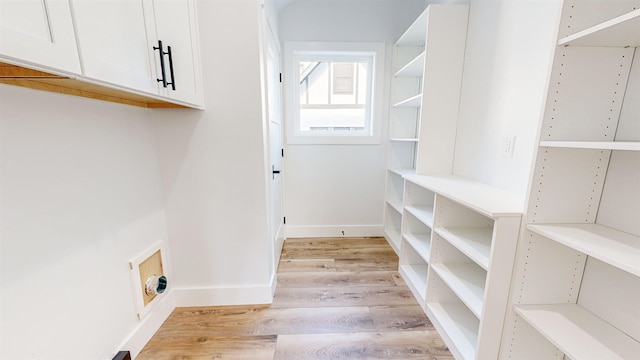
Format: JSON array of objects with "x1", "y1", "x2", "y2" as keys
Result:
[
  {"x1": 527, "y1": 223, "x2": 640, "y2": 277},
  {"x1": 558, "y1": 9, "x2": 640, "y2": 47},
  {"x1": 514, "y1": 304, "x2": 640, "y2": 360}
]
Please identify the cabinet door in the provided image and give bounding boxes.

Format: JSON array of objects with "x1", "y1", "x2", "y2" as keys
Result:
[
  {"x1": 148, "y1": 0, "x2": 202, "y2": 106},
  {"x1": 0, "y1": 0, "x2": 80, "y2": 74},
  {"x1": 72, "y1": 0, "x2": 157, "y2": 94}
]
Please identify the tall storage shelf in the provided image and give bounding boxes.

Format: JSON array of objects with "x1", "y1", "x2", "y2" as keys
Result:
[
  {"x1": 400, "y1": 175, "x2": 524, "y2": 360},
  {"x1": 383, "y1": 4, "x2": 468, "y2": 253},
  {"x1": 501, "y1": 1, "x2": 640, "y2": 359}
]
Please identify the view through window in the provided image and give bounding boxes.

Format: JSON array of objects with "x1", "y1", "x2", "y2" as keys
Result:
[{"x1": 298, "y1": 60, "x2": 370, "y2": 133}]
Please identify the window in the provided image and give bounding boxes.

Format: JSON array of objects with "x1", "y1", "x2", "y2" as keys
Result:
[{"x1": 284, "y1": 42, "x2": 385, "y2": 144}]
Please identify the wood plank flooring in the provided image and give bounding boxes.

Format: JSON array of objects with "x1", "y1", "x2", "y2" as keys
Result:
[{"x1": 137, "y1": 237, "x2": 452, "y2": 359}]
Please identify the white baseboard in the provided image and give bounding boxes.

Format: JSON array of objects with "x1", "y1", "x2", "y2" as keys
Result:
[
  {"x1": 274, "y1": 226, "x2": 285, "y2": 265},
  {"x1": 172, "y1": 284, "x2": 274, "y2": 307},
  {"x1": 120, "y1": 289, "x2": 176, "y2": 359},
  {"x1": 285, "y1": 224, "x2": 384, "y2": 238},
  {"x1": 270, "y1": 267, "x2": 278, "y2": 297}
]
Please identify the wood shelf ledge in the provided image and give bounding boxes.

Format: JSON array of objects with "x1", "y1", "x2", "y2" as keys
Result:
[{"x1": 0, "y1": 62, "x2": 188, "y2": 109}]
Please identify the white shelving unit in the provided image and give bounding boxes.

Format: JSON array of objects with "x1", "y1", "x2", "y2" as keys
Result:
[
  {"x1": 501, "y1": 1, "x2": 640, "y2": 358},
  {"x1": 383, "y1": 4, "x2": 468, "y2": 254},
  {"x1": 400, "y1": 174, "x2": 524, "y2": 360},
  {"x1": 399, "y1": 179, "x2": 435, "y2": 307}
]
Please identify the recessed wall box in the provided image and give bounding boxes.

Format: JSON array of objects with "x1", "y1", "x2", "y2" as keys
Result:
[{"x1": 129, "y1": 241, "x2": 168, "y2": 319}]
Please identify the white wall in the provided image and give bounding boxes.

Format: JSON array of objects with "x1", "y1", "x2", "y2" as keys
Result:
[
  {"x1": 152, "y1": 0, "x2": 274, "y2": 305},
  {"x1": 452, "y1": 0, "x2": 562, "y2": 193},
  {"x1": 0, "y1": 85, "x2": 172, "y2": 359},
  {"x1": 1, "y1": 2, "x2": 280, "y2": 358},
  {"x1": 279, "y1": 0, "x2": 426, "y2": 237}
]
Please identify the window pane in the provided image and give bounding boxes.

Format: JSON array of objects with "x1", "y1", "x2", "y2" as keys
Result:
[
  {"x1": 298, "y1": 59, "x2": 370, "y2": 133},
  {"x1": 300, "y1": 108, "x2": 366, "y2": 131},
  {"x1": 357, "y1": 62, "x2": 368, "y2": 105},
  {"x1": 332, "y1": 63, "x2": 354, "y2": 95},
  {"x1": 300, "y1": 62, "x2": 328, "y2": 105}
]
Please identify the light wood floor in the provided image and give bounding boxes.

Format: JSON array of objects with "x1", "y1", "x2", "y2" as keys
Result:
[{"x1": 137, "y1": 237, "x2": 452, "y2": 359}]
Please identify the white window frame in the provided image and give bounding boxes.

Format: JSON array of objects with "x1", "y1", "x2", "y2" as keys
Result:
[{"x1": 284, "y1": 42, "x2": 385, "y2": 145}]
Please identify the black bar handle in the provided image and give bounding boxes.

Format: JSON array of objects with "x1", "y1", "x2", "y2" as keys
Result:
[
  {"x1": 272, "y1": 165, "x2": 281, "y2": 179},
  {"x1": 166, "y1": 45, "x2": 176, "y2": 90},
  {"x1": 153, "y1": 40, "x2": 168, "y2": 88}
]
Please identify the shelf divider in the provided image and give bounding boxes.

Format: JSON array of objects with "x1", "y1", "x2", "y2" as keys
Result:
[
  {"x1": 387, "y1": 199, "x2": 403, "y2": 215},
  {"x1": 427, "y1": 302, "x2": 479, "y2": 360},
  {"x1": 395, "y1": 51, "x2": 426, "y2": 77},
  {"x1": 540, "y1": 140, "x2": 640, "y2": 151},
  {"x1": 527, "y1": 223, "x2": 640, "y2": 277},
  {"x1": 405, "y1": 205, "x2": 434, "y2": 228},
  {"x1": 396, "y1": 8, "x2": 429, "y2": 46},
  {"x1": 431, "y1": 263, "x2": 486, "y2": 318},
  {"x1": 399, "y1": 264, "x2": 428, "y2": 305},
  {"x1": 403, "y1": 233, "x2": 431, "y2": 263},
  {"x1": 558, "y1": 9, "x2": 640, "y2": 47},
  {"x1": 388, "y1": 168, "x2": 415, "y2": 177},
  {"x1": 514, "y1": 304, "x2": 640, "y2": 360},
  {"x1": 393, "y1": 93, "x2": 422, "y2": 108},
  {"x1": 435, "y1": 227, "x2": 493, "y2": 270},
  {"x1": 389, "y1": 137, "x2": 419, "y2": 142},
  {"x1": 384, "y1": 229, "x2": 401, "y2": 253}
]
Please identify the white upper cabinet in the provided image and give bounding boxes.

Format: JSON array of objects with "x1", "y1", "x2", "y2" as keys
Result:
[
  {"x1": 0, "y1": 0, "x2": 80, "y2": 74},
  {"x1": 72, "y1": 0, "x2": 202, "y2": 107},
  {"x1": 72, "y1": 0, "x2": 157, "y2": 94},
  {"x1": 145, "y1": 0, "x2": 202, "y2": 106},
  {"x1": 0, "y1": 0, "x2": 202, "y2": 108}
]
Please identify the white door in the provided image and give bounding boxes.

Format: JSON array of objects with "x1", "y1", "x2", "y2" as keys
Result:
[
  {"x1": 0, "y1": 0, "x2": 80, "y2": 74},
  {"x1": 265, "y1": 23, "x2": 285, "y2": 264},
  {"x1": 148, "y1": 0, "x2": 201, "y2": 106},
  {"x1": 72, "y1": 0, "x2": 156, "y2": 93}
]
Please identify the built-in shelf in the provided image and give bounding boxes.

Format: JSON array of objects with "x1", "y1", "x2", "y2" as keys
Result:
[
  {"x1": 393, "y1": 93, "x2": 422, "y2": 108},
  {"x1": 399, "y1": 264, "x2": 428, "y2": 299},
  {"x1": 502, "y1": 3, "x2": 640, "y2": 358},
  {"x1": 435, "y1": 227, "x2": 493, "y2": 270},
  {"x1": 405, "y1": 205, "x2": 434, "y2": 228},
  {"x1": 384, "y1": 229, "x2": 401, "y2": 252},
  {"x1": 403, "y1": 233, "x2": 431, "y2": 263},
  {"x1": 558, "y1": 8, "x2": 640, "y2": 47},
  {"x1": 396, "y1": 9, "x2": 429, "y2": 46},
  {"x1": 404, "y1": 174, "x2": 524, "y2": 218},
  {"x1": 427, "y1": 302, "x2": 479, "y2": 360},
  {"x1": 395, "y1": 52, "x2": 426, "y2": 77},
  {"x1": 514, "y1": 304, "x2": 640, "y2": 360},
  {"x1": 387, "y1": 199, "x2": 403, "y2": 215},
  {"x1": 431, "y1": 263, "x2": 486, "y2": 318},
  {"x1": 540, "y1": 140, "x2": 640, "y2": 151},
  {"x1": 527, "y1": 223, "x2": 640, "y2": 277},
  {"x1": 404, "y1": 173, "x2": 521, "y2": 359},
  {"x1": 390, "y1": 137, "x2": 419, "y2": 142},
  {"x1": 388, "y1": 168, "x2": 416, "y2": 177}
]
